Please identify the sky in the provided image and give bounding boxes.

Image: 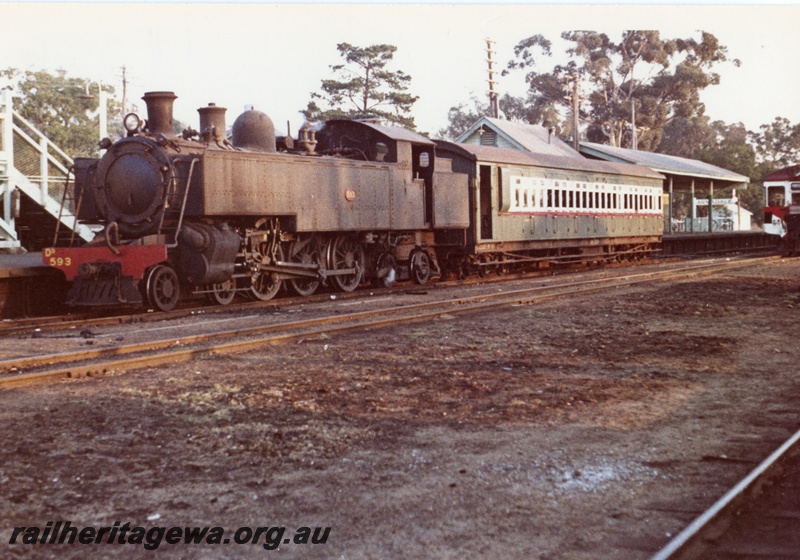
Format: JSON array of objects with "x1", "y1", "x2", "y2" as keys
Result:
[{"x1": 3, "y1": 3, "x2": 800, "y2": 139}]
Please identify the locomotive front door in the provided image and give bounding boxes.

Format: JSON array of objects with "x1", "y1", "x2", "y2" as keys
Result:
[{"x1": 479, "y1": 165, "x2": 493, "y2": 239}]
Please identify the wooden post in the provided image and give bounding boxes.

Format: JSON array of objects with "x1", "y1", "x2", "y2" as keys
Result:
[
  {"x1": 668, "y1": 175, "x2": 673, "y2": 233},
  {"x1": 39, "y1": 137, "x2": 49, "y2": 205},
  {"x1": 708, "y1": 180, "x2": 714, "y2": 233}
]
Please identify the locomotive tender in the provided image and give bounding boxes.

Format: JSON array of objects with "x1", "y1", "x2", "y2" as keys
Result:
[{"x1": 44, "y1": 90, "x2": 665, "y2": 311}]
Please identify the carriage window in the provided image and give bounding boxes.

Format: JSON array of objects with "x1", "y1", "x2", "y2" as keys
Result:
[
  {"x1": 418, "y1": 152, "x2": 430, "y2": 168},
  {"x1": 767, "y1": 186, "x2": 785, "y2": 206}
]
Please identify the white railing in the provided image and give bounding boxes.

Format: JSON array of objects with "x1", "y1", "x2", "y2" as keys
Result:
[{"x1": 0, "y1": 89, "x2": 94, "y2": 249}]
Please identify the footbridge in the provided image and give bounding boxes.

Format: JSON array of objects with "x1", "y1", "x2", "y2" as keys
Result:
[{"x1": 0, "y1": 89, "x2": 94, "y2": 251}]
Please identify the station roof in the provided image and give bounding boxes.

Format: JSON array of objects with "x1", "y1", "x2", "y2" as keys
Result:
[
  {"x1": 580, "y1": 142, "x2": 749, "y2": 184},
  {"x1": 436, "y1": 141, "x2": 664, "y2": 181}
]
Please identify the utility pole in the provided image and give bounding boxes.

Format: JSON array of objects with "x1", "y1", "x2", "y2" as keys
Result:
[
  {"x1": 121, "y1": 65, "x2": 128, "y2": 116},
  {"x1": 571, "y1": 76, "x2": 580, "y2": 152},
  {"x1": 485, "y1": 38, "x2": 499, "y2": 119},
  {"x1": 631, "y1": 98, "x2": 637, "y2": 150}
]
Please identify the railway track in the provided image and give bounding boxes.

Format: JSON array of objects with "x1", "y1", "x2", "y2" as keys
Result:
[
  {"x1": 652, "y1": 428, "x2": 800, "y2": 559},
  {"x1": 0, "y1": 255, "x2": 781, "y2": 390},
  {"x1": 0, "y1": 252, "x2": 763, "y2": 337}
]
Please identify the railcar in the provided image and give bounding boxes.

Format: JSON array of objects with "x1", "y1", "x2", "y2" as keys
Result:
[
  {"x1": 763, "y1": 164, "x2": 800, "y2": 254},
  {"x1": 433, "y1": 142, "x2": 665, "y2": 276},
  {"x1": 44, "y1": 91, "x2": 469, "y2": 311}
]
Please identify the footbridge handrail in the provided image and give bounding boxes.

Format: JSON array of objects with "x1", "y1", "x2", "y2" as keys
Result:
[{"x1": 0, "y1": 88, "x2": 93, "y2": 248}]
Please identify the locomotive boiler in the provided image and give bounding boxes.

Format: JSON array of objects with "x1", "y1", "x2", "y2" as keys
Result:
[{"x1": 44, "y1": 91, "x2": 470, "y2": 310}]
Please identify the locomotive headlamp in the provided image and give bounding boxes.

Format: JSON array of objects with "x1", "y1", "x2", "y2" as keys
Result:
[{"x1": 123, "y1": 113, "x2": 142, "y2": 133}]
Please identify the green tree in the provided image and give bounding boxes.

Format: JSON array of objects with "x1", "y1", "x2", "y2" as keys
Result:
[
  {"x1": 657, "y1": 114, "x2": 716, "y2": 159},
  {"x1": 2, "y1": 67, "x2": 118, "y2": 157},
  {"x1": 750, "y1": 117, "x2": 800, "y2": 173},
  {"x1": 660, "y1": 116, "x2": 754, "y2": 177},
  {"x1": 437, "y1": 96, "x2": 488, "y2": 140},
  {"x1": 506, "y1": 30, "x2": 737, "y2": 150},
  {"x1": 660, "y1": 116, "x2": 760, "y2": 214},
  {"x1": 301, "y1": 43, "x2": 419, "y2": 129}
]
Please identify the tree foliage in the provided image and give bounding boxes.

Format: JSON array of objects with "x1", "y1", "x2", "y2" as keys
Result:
[
  {"x1": 659, "y1": 115, "x2": 761, "y2": 213},
  {"x1": 301, "y1": 43, "x2": 419, "y2": 129},
  {"x1": 505, "y1": 30, "x2": 737, "y2": 150},
  {"x1": 2, "y1": 67, "x2": 118, "y2": 157},
  {"x1": 660, "y1": 116, "x2": 754, "y2": 177},
  {"x1": 437, "y1": 96, "x2": 488, "y2": 141},
  {"x1": 750, "y1": 117, "x2": 800, "y2": 173}
]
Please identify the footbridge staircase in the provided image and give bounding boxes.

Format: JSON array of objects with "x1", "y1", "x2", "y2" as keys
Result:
[{"x1": 0, "y1": 89, "x2": 95, "y2": 251}]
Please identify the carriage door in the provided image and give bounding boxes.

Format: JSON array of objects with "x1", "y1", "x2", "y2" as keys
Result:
[
  {"x1": 479, "y1": 165, "x2": 493, "y2": 239},
  {"x1": 412, "y1": 145, "x2": 434, "y2": 226}
]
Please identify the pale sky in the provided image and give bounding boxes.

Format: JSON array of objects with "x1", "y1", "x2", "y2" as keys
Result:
[{"x1": 3, "y1": 3, "x2": 800, "y2": 138}]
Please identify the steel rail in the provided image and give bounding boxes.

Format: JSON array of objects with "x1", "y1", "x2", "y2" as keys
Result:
[
  {"x1": 651, "y1": 428, "x2": 800, "y2": 560},
  {"x1": 0, "y1": 256, "x2": 779, "y2": 390}
]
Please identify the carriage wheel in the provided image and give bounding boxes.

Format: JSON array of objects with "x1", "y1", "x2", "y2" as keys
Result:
[
  {"x1": 330, "y1": 235, "x2": 364, "y2": 292},
  {"x1": 207, "y1": 278, "x2": 236, "y2": 306},
  {"x1": 457, "y1": 257, "x2": 470, "y2": 280},
  {"x1": 496, "y1": 255, "x2": 508, "y2": 276},
  {"x1": 249, "y1": 241, "x2": 283, "y2": 301},
  {"x1": 288, "y1": 236, "x2": 323, "y2": 297},
  {"x1": 410, "y1": 250, "x2": 432, "y2": 285},
  {"x1": 477, "y1": 255, "x2": 488, "y2": 278},
  {"x1": 145, "y1": 264, "x2": 180, "y2": 312}
]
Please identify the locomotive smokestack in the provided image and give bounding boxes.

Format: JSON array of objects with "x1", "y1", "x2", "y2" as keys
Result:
[
  {"x1": 198, "y1": 103, "x2": 227, "y2": 142},
  {"x1": 143, "y1": 91, "x2": 177, "y2": 137}
]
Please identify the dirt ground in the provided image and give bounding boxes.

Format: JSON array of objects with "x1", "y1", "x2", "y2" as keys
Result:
[{"x1": 2, "y1": 259, "x2": 800, "y2": 559}]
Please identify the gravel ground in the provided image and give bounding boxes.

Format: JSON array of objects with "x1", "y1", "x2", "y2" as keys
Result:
[{"x1": 2, "y1": 259, "x2": 800, "y2": 559}]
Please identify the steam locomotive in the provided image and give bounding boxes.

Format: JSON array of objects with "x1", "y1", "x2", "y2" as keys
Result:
[{"x1": 43, "y1": 90, "x2": 664, "y2": 311}]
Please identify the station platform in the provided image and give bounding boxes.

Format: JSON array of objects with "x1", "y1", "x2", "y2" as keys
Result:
[
  {"x1": 0, "y1": 252, "x2": 53, "y2": 278},
  {"x1": 0, "y1": 252, "x2": 66, "y2": 318},
  {"x1": 662, "y1": 230, "x2": 778, "y2": 255}
]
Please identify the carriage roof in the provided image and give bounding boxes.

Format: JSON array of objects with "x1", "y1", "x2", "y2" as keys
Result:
[{"x1": 435, "y1": 141, "x2": 664, "y2": 182}]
